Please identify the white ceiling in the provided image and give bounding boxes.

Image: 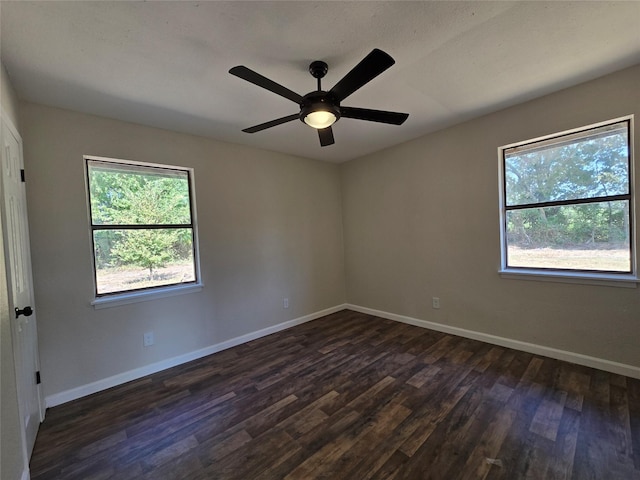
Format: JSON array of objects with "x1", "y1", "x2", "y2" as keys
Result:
[{"x1": 2, "y1": 1, "x2": 639, "y2": 163}]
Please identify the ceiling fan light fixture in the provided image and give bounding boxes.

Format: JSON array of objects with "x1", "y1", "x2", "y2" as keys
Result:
[
  {"x1": 300, "y1": 97, "x2": 341, "y2": 130},
  {"x1": 303, "y1": 110, "x2": 337, "y2": 129}
]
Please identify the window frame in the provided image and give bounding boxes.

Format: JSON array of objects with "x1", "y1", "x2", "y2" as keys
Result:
[
  {"x1": 498, "y1": 115, "x2": 638, "y2": 286},
  {"x1": 84, "y1": 155, "x2": 203, "y2": 307}
]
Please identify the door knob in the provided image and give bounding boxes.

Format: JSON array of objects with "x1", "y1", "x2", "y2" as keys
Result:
[{"x1": 15, "y1": 306, "x2": 33, "y2": 318}]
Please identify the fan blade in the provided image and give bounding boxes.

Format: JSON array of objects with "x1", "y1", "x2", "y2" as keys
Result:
[
  {"x1": 242, "y1": 114, "x2": 299, "y2": 133},
  {"x1": 341, "y1": 107, "x2": 409, "y2": 125},
  {"x1": 229, "y1": 66, "x2": 304, "y2": 104},
  {"x1": 329, "y1": 49, "x2": 396, "y2": 102},
  {"x1": 318, "y1": 127, "x2": 335, "y2": 147}
]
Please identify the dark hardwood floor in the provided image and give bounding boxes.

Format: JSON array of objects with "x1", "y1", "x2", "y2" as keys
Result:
[{"x1": 30, "y1": 310, "x2": 640, "y2": 479}]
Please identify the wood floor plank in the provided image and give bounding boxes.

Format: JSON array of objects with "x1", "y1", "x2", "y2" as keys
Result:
[
  {"x1": 30, "y1": 310, "x2": 640, "y2": 480},
  {"x1": 199, "y1": 429, "x2": 252, "y2": 464},
  {"x1": 399, "y1": 378, "x2": 473, "y2": 457},
  {"x1": 284, "y1": 401, "x2": 411, "y2": 480},
  {"x1": 529, "y1": 390, "x2": 568, "y2": 441},
  {"x1": 277, "y1": 390, "x2": 338, "y2": 437},
  {"x1": 140, "y1": 434, "x2": 199, "y2": 472},
  {"x1": 459, "y1": 406, "x2": 519, "y2": 480},
  {"x1": 544, "y1": 407, "x2": 580, "y2": 480},
  {"x1": 208, "y1": 429, "x2": 299, "y2": 480}
]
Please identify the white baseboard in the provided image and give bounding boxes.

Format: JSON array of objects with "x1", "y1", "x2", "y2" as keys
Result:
[
  {"x1": 45, "y1": 304, "x2": 347, "y2": 407},
  {"x1": 46, "y1": 301, "x2": 640, "y2": 408},
  {"x1": 346, "y1": 304, "x2": 640, "y2": 379}
]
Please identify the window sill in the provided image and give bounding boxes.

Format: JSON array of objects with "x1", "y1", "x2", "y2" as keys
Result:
[
  {"x1": 499, "y1": 269, "x2": 638, "y2": 288},
  {"x1": 91, "y1": 282, "x2": 204, "y2": 309}
]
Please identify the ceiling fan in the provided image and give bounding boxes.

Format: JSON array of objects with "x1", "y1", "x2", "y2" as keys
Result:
[{"x1": 229, "y1": 49, "x2": 409, "y2": 147}]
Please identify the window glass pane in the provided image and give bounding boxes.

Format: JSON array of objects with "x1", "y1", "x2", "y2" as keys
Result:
[
  {"x1": 505, "y1": 122, "x2": 629, "y2": 206},
  {"x1": 506, "y1": 201, "x2": 631, "y2": 272},
  {"x1": 94, "y1": 228, "x2": 195, "y2": 295},
  {"x1": 88, "y1": 160, "x2": 192, "y2": 225}
]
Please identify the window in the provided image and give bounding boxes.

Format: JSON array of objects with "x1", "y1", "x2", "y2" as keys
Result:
[
  {"x1": 499, "y1": 117, "x2": 634, "y2": 277},
  {"x1": 86, "y1": 156, "x2": 200, "y2": 298}
]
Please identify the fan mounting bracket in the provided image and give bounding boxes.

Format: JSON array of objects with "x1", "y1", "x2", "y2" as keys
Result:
[{"x1": 309, "y1": 61, "x2": 328, "y2": 79}]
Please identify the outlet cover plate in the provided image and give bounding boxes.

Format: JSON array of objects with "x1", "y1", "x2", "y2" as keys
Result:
[{"x1": 143, "y1": 332, "x2": 154, "y2": 347}]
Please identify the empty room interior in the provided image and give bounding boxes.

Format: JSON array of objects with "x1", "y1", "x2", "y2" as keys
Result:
[{"x1": 1, "y1": 1, "x2": 640, "y2": 479}]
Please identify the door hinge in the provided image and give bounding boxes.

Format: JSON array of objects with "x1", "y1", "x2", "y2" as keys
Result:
[
  {"x1": 20, "y1": 169, "x2": 25, "y2": 182},
  {"x1": 36, "y1": 371, "x2": 41, "y2": 385}
]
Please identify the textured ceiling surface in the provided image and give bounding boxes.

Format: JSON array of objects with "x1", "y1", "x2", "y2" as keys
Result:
[{"x1": 2, "y1": 1, "x2": 639, "y2": 162}]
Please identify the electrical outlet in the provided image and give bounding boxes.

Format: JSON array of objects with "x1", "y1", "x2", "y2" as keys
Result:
[
  {"x1": 143, "y1": 331, "x2": 154, "y2": 347},
  {"x1": 432, "y1": 297, "x2": 440, "y2": 309},
  {"x1": 283, "y1": 297, "x2": 289, "y2": 309}
]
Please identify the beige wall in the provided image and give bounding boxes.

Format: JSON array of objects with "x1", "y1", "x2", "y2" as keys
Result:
[
  {"x1": 341, "y1": 64, "x2": 640, "y2": 368},
  {"x1": 1, "y1": 61, "x2": 28, "y2": 480},
  {"x1": 1, "y1": 62, "x2": 20, "y2": 127},
  {"x1": 20, "y1": 103, "x2": 346, "y2": 398},
  {"x1": 11, "y1": 62, "x2": 640, "y2": 413}
]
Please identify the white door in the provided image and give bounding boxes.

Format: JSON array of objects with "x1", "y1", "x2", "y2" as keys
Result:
[{"x1": 1, "y1": 114, "x2": 44, "y2": 459}]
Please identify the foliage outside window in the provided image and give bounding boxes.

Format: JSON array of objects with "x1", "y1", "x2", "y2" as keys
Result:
[
  {"x1": 86, "y1": 156, "x2": 199, "y2": 296},
  {"x1": 500, "y1": 118, "x2": 634, "y2": 275}
]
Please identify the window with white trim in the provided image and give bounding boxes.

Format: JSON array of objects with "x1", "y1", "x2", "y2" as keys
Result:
[
  {"x1": 499, "y1": 117, "x2": 634, "y2": 276},
  {"x1": 86, "y1": 156, "x2": 200, "y2": 297}
]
